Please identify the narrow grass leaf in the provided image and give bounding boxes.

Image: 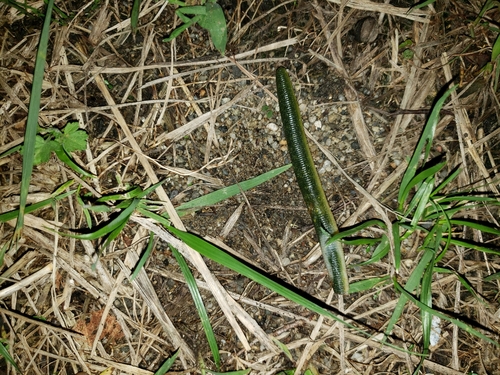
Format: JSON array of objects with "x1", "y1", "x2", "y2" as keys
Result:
[
  {"x1": 434, "y1": 267, "x2": 487, "y2": 304},
  {"x1": 348, "y1": 275, "x2": 390, "y2": 293},
  {"x1": 431, "y1": 166, "x2": 461, "y2": 197},
  {"x1": 384, "y1": 250, "x2": 435, "y2": 336},
  {"x1": 100, "y1": 216, "x2": 130, "y2": 254},
  {"x1": 409, "y1": 178, "x2": 435, "y2": 227},
  {"x1": 0, "y1": 190, "x2": 75, "y2": 223},
  {"x1": 420, "y1": 224, "x2": 440, "y2": 250},
  {"x1": 431, "y1": 207, "x2": 453, "y2": 263},
  {"x1": 326, "y1": 219, "x2": 387, "y2": 245},
  {"x1": 63, "y1": 198, "x2": 140, "y2": 240},
  {"x1": 401, "y1": 161, "x2": 445, "y2": 213},
  {"x1": 170, "y1": 244, "x2": 221, "y2": 369},
  {"x1": 484, "y1": 271, "x2": 500, "y2": 282},
  {"x1": 0, "y1": 144, "x2": 22, "y2": 159},
  {"x1": 393, "y1": 278, "x2": 499, "y2": 347},
  {"x1": 166, "y1": 225, "x2": 365, "y2": 333},
  {"x1": 420, "y1": 249, "x2": 436, "y2": 355},
  {"x1": 14, "y1": 0, "x2": 55, "y2": 239},
  {"x1": 436, "y1": 194, "x2": 500, "y2": 204},
  {"x1": 176, "y1": 164, "x2": 291, "y2": 215},
  {"x1": 53, "y1": 146, "x2": 94, "y2": 178},
  {"x1": 424, "y1": 203, "x2": 489, "y2": 221},
  {"x1": 449, "y1": 219, "x2": 500, "y2": 235},
  {"x1": 355, "y1": 234, "x2": 389, "y2": 266},
  {"x1": 271, "y1": 337, "x2": 293, "y2": 361},
  {"x1": 492, "y1": 33, "x2": 500, "y2": 61},
  {"x1": 96, "y1": 187, "x2": 143, "y2": 203},
  {"x1": 138, "y1": 205, "x2": 171, "y2": 227},
  {"x1": 131, "y1": 0, "x2": 140, "y2": 33},
  {"x1": 154, "y1": 348, "x2": 179, "y2": 375},
  {"x1": 448, "y1": 238, "x2": 500, "y2": 255},
  {"x1": 0, "y1": 341, "x2": 19, "y2": 372},
  {"x1": 392, "y1": 222, "x2": 401, "y2": 271},
  {"x1": 76, "y1": 192, "x2": 93, "y2": 229},
  {"x1": 398, "y1": 85, "x2": 457, "y2": 209},
  {"x1": 408, "y1": 0, "x2": 437, "y2": 12},
  {"x1": 130, "y1": 232, "x2": 155, "y2": 281}
]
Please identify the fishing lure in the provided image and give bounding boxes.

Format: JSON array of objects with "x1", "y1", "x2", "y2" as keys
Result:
[{"x1": 276, "y1": 67, "x2": 349, "y2": 294}]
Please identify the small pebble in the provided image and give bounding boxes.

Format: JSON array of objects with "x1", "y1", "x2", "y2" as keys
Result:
[
  {"x1": 267, "y1": 122, "x2": 278, "y2": 132},
  {"x1": 353, "y1": 17, "x2": 379, "y2": 43}
]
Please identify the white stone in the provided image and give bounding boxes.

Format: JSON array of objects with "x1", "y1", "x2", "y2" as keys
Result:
[{"x1": 267, "y1": 122, "x2": 278, "y2": 132}]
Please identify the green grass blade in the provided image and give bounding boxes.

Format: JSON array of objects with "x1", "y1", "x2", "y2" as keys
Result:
[
  {"x1": 392, "y1": 222, "x2": 402, "y2": 270},
  {"x1": 435, "y1": 194, "x2": 500, "y2": 204},
  {"x1": 400, "y1": 161, "x2": 446, "y2": 211},
  {"x1": 14, "y1": 0, "x2": 55, "y2": 241},
  {"x1": 100, "y1": 215, "x2": 130, "y2": 253},
  {"x1": 131, "y1": 0, "x2": 140, "y2": 33},
  {"x1": 348, "y1": 275, "x2": 390, "y2": 293},
  {"x1": 154, "y1": 348, "x2": 179, "y2": 375},
  {"x1": 431, "y1": 166, "x2": 461, "y2": 197},
  {"x1": 393, "y1": 278, "x2": 499, "y2": 347},
  {"x1": 424, "y1": 203, "x2": 494, "y2": 221},
  {"x1": 176, "y1": 164, "x2": 291, "y2": 216},
  {"x1": 76, "y1": 192, "x2": 93, "y2": 228},
  {"x1": 409, "y1": 178, "x2": 435, "y2": 227},
  {"x1": 96, "y1": 187, "x2": 143, "y2": 203},
  {"x1": 0, "y1": 190, "x2": 75, "y2": 223},
  {"x1": 398, "y1": 85, "x2": 457, "y2": 209},
  {"x1": 408, "y1": 0, "x2": 437, "y2": 12},
  {"x1": 0, "y1": 340, "x2": 20, "y2": 372},
  {"x1": 0, "y1": 144, "x2": 22, "y2": 159},
  {"x1": 326, "y1": 219, "x2": 387, "y2": 244},
  {"x1": 484, "y1": 271, "x2": 500, "y2": 282},
  {"x1": 170, "y1": 244, "x2": 221, "y2": 369},
  {"x1": 53, "y1": 146, "x2": 95, "y2": 178},
  {"x1": 420, "y1": 249, "x2": 436, "y2": 356},
  {"x1": 0, "y1": 0, "x2": 43, "y2": 17},
  {"x1": 448, "y1": 238, "x2": 500, "y2": 255},
  {"x1": 163, "y1": 20, "x2": 196, "y2": 42},
  {"x1": 449, "y1": 219, "x2": 500, "y2": 235},
  {"x1": 63, "y1": 198, "x2": 140, "y2": 240},
  {"x1": 434, "y1": 267, "x2": 487, "y2": 304},
  {"x1": 130, "y1": 232, "x2": 155, "y2": 281},
  {"x1": 138, "y1": 205, "x2": 171, "y2": 227},
  {"x1": 384, "y1": 250, "x2": 435, "y2": 336},
  {"x1": 355, "y1": 234, "x2": 389, "y2": 266},
  {"x1": 492, "y1": 32, "x2": 500, "y2": 61},
  {"x1": 271, "y1": 337, "x2": 293, "y2": 361},
  {"x1": 166, "y1": 225, "x2": 364, "y2": 332},
  {"x1": 404, "y1": 179, "x2": 430, "y2": 218}
]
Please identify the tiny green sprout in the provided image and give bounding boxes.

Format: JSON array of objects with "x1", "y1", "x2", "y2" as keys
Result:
[
  {"x1": 402, "y1": 49, "x2": 414, "y2": 59},
  {"x1": 103, "y1": 79, "x2": 113, "y2": 90},
  {"x1": 399, "y1": 39, "x2": 414, "y2": 59},
  {"x1": 262, "y1": 105, "x2": 274, "y2": 119},
  {"x1": 163, "y1": 0, "x2": 227, "y2": 55}
]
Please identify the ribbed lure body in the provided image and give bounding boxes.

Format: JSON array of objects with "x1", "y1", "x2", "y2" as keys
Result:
[{"x1": 276, "y1": 66, "x2": 349, "y2": 294}]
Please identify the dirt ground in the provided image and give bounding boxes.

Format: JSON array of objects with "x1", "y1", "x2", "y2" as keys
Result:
[{"x1": 0, "y1": 0, "x2": 499, "y2": 374}]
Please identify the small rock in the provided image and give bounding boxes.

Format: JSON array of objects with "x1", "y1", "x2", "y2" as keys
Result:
[
  {"x1": 353, "y1": 17, "x2": 379, "y2": 43},
  {"x1": 267, "y1": 122, "x2": 278, "y2": 132}
]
